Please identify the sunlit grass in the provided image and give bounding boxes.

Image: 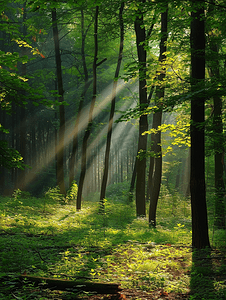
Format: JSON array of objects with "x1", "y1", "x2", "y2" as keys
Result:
[
  {"x1": 1, "y1": 186, "x2": 226, "y2": 299},
  {"x1": 0, "y1": 188, "x2": 193, "y2": 296}
]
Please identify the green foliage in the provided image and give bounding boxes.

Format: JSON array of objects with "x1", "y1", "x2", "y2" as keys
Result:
[
  {"x1": 44, "y1": 182, "x2": 78, "y2": 204},
  {"x1": 0, "y1": 191, "x2": 226, "y2": 299},
  {"x1": 44, "y1": 186, "x2": 65, "y2": 203},
  {"x1": 12, "y1": 189, "x2": 31, "y2": 200},
  {"x1": 0, "y1": 140, "x2": 25, "y2": 169},
  {"x1": 66, "y1": 180, "x2": 78, "y2": 203},
  {"x1": 106, "y1": 181, "x2": 130, "y2": 201}
]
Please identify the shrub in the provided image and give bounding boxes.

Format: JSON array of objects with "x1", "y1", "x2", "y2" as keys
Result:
[
  {"x1": 66, "y1": 181, "x2": 78, "y2": 203},
  {"x1": 12, "y1": 189, "x2": 31, "y2": 200},
  {"x1": 44, "y1": 182, "x2": 78, "y2": 204},
  {"x1": 45, "y1": 186, "x2": 64, "y2": 203}
]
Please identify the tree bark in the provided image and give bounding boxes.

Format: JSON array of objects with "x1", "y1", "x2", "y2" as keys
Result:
[
  {"x1": 52, "y1": 8, "x2": 66, "y2": 196},
  {"x1": 213, "y1": 96, "x2": 225, "y2": 229},
  {"x1": 149, "y1": 5, "x2": 168, "y2": 228},
  {"x1": 100, "y1": 2, "x2": 124, "y2": 205},
  {"x1": 207, "y1": 0, "x2": 225, "y2": 229},
  {"x1": 146, "y1": 141, "x2": 154, "y2": 201},
  {"x1": 17, "y1": 2, "x2": 27, "y2": 191},
  {"x1": 19, "y1": 275, "x2": 121, "y2": 294},
  {"x1": 190, "y1": 0, "x2": 210, "y2": 249},
  {"x1": 77, "y1": 6, "x2": 99, "y2": 210},
  {"x1": 149, "y1": 112, "x2": 162, "y2": 227},
  {"x1": 69, "y1": 9, "x2": 91, "y2": 188},
  {"x1": 134, "y1": 0, "x2": 148, "y2": 217}
]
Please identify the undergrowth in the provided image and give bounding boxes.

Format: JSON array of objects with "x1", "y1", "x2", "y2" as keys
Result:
[{"x1": 0, "y1": 184, "x2": 225, "y2": 299}]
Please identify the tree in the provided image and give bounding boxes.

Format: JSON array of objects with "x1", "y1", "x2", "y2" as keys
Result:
[
  {"x1": 100, "y1": 2, "x2": 124, "y2": 205},
  {"x1": 77, "y1": 5, "x2": 99, "y2": 211},
  {"x1": 190, "y1": 0, "x2": 210, "y2": 249},
  {"x1": 134, "y1": 0, "x2": 148, "y2": 217},
  {"x1": 16, "y1": 2, "x2": 28, "y2": 191},
  {"x1": 207, "y1": 0, "x2": 225, "y2": 229},
  {"x1": 149, "y1": 4, "x2": 168, "y2": 228},
  {"x1": 69, "y1": 8, "x2": 92, "y2": 188},
  {"x1": 52, "y1": 7, "x2": 66, "y2": 196}
]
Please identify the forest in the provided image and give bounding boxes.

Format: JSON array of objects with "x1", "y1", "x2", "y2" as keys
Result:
[{"x1": 1, "y1": 0, "x2": 226, "y2": 299}]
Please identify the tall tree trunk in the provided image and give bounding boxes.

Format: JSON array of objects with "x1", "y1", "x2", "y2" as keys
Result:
[
  {"x1": 77, "y1": 6, "x2": 99, "y2": 210},
  {"x1": 69, "y1": 9, "x2": 91, "y2": 188},
  {"x1": 213, "y1": 91, "x2": 225, "y2": 229},
  {"x1": 190, "y1": 0, "x2": 210, "y2": 249},
  {"x1": 134, "y1": 1, "x2": 148, "y2": 217},
  {"x1": 149, "y1": 5, "x2": 168, "y2": 228},
  {"x1": 17, "y1": 2, "x2": 27, "y2": 191},
  {"x1": 100, "y1": 2, "x2": 124, "y2": 204},
  {"x1": 208, "y1": 0, "x2": 225, "y2": 229},
  {"x1": 52, "y1": 8, "x2": 66, "y2": 196}
]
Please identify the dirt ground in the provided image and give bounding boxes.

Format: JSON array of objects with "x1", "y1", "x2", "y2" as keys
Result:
[{"x1": 81, "y1": 288, "x2": 190, "y2": 300}]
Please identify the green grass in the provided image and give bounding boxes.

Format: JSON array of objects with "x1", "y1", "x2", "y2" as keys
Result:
[{"x1": 0, "y1": 186, "x2": 226, "y2": 299}]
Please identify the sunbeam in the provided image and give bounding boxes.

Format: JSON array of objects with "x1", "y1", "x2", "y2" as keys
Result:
[{"x1": 20, "y1": 78, "x2": 138, "y2": 194}]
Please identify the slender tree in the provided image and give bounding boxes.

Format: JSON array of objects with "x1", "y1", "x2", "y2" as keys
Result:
[
  {"x1": 52, "y1": 7, "x2": 66, "y2": 196},
  {"x1": 134, "y1": 0, "x2": 148, "y2": 217},
  {"x1": 69, "y1": 9, "x2": 92, "y2": 188},
  {"x1": 190, "y1": 0, "x2": 210, "y2": 249},
  {"x1": 15, "y1": 2, "x2": 28, "y2": 191},
  {"x1": 77, "y1": 6, "x2": 99, "y2": 210},
  {"x1": 149, "y1": 4, "x2": 168, "y2": 227},
  {"x1": 100, "y1": 2, "x2": 124, "y2": 205}
]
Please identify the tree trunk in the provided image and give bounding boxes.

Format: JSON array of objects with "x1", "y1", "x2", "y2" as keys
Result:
[
  {"x1": 146, "y1": 141, "x2": 154, "y2": 201},
  {"x1": 213, "y1": 104, "x2": 225, "y2": 229},
  {"x1": 77, "y1": 6, "x2": 99, "y2": 210},
  {"x1": 207, "y1": 0, "x2": 225, "y2": 229},
  {"x1": 134, "y1": 1, "x2": 148, "y2": 217},
  {"x1": 52, "y1": 8, "x2": 66, "y2": 196},
  {"x1": 19, "y1": 275, "x2": 121, "y2": 294},
  {"x1": 0, "y1": 106, "x2": 6, "y2": 194},
  {"x1": 69, "y1": 9, "x2": 91, "y2": 188},
  {"x1": 149, "y1": 112, "x2": 162, "y2": 227},
  {"x1": 190, "y1": 0, "x2": 210, "y2": 249},
  {"x1": 17, "y1": 2, "x2": 27, "y2": 191},
  {"x1": 100, "y1": 2, "x2": 124, "y2": 205},
  {"x1": 149, "y1": 5, "x2": 168, "y2": 228}
]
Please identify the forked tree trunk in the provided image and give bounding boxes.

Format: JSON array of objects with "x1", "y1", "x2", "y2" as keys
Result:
[
  {"x1": 100, "y1": 2, "x2": 124, "y2": 205},
  {"x1": 77, "y1": 6, "x2": 99, "y2": 210},
  {"x1": 52, "y1": 8, "x2": 66, "y2": 196},
  {"x1": 190, "y1": 0, "x2": 210, "y2": 249}
]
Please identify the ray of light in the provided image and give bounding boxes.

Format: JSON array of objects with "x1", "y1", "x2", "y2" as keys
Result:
[{"x1": 20, "y1": 78, "x2": 137, "y2": 192}]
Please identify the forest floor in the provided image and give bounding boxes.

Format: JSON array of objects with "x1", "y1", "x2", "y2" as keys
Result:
[{"x1": 0, "y1": 189, "x2": 226, "y2": 299}]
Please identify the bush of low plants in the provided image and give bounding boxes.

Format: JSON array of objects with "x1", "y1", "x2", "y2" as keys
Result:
[{"x1": 66, "y1": 180, "x2": 78, "y2": 203}]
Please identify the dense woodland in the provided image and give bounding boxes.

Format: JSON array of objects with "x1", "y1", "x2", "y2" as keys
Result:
[{"x1": 1, "y1": 0, "x2": 226, "y2": 299}]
